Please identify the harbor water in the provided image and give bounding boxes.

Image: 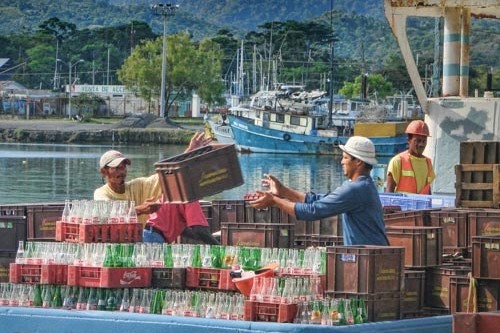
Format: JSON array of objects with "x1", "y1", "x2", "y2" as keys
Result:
[{"x1": 0, "y1": 142, "x2": 389, "y2": 205}]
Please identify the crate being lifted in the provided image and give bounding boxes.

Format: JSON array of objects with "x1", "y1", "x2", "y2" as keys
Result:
[{"x1": 155, "y1": 144, "x2": 244, "y2": 203}]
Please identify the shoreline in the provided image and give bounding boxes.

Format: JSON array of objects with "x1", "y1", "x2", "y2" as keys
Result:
[{"x1": 0, "y1": 117, "x2": 203, "y2": 144}]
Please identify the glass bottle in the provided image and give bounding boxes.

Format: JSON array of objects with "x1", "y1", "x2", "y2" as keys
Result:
[
  {"x1": 86, "y1": 288, "x2": 98, "y2": 311},
  {"x1": 201, "y1": 245, "x2": 211, "y2": 268},
  {"x1": 129, "y1": 289, "x2": 140, "y2": 313},
  {"x1": 139, "y1": 289, "x2": 151, "y2": 313},
  {"x1": 62, "y1": 286, "x2": 74, "y2": 309},
  {"x1": 76, "y1": 287, "x2": 87, "y2": 310},
  {"x1": 119, "y1": 288, "x2": 130, "y2": 312},
  {"x1": 51, "y1": 285, "x2": 63, "y2": 308},
  {"x1": 321, "y1": 299, "x2": 330, "y2": 326},
  {"x1": 15, "y1": 240, "x2": 25, "y2": 264},
  {"x1": 337, "y1": 298, "x2": 346, "y2": 325},
  {"x1": 97, "y1": 288, "x2": 106, "y2": 311},
  {"x1": 345, "y1": 298, "x2": 354, "y2": 325},
  {"x1": 127, "y1": 200, "x2": 138, "y2": 224},
  {"x1": 102, "y1": 244, "x2": 115, "y2": 267},
  {"x1": 191, "y1": 244, "x2": 202, "y2": 267},
  {"x1": 356, "y1": 298, "x2": 368, "y2": 324},
  {"x1": 310, "y1": 300, "x2": 322, "y2": 324},
  {"x1": 62, "y1": 199, "x2": 71, "y2": 222},
  {"x1": 106, "y1": 289, "x2": 117, "y2": 311},
  {"x1": 164, "y1": 244, "x2": 174, "y2": 268},
  {"x1": 330, "y1": 298, "x2": 340, "y2": 326},
  {"x1": 42, "y1": 285, "x2": 52, "y2": 308},
  {"x1": 33, "y1": 284, "x2": 42, "y2": 307}
]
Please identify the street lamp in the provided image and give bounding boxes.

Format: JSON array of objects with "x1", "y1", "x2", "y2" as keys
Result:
[
  {"x1": 151, "y1": 3, "x2": 178, "y2": 119},
  {"x1": 58, "y1": 59, "x2": 84, "y2": 119}
]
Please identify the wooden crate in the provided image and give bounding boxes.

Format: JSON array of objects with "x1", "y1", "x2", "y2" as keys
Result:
[
  {"x1": 460, "y1": 141, "x2": 500, "y2": 164},
  {"x1": 455, "y1": 164, "x2": 500, "y2": 209}
]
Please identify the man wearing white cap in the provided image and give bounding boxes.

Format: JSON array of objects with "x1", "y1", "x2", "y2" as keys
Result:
[
  {"x1": 95, "y1": 132, "x2": 219, "y2": 244},
  {"x1": 250, "y1": 136, "x2": 389, "y2": 246}
]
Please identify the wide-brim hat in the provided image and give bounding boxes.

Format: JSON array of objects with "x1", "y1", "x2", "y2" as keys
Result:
[
  {"x1": 99, "y1": 150, "x2": 131, "y2": 168},
  {"x1": 339, "y1": 136, "x2": 377, "y2": 166}
]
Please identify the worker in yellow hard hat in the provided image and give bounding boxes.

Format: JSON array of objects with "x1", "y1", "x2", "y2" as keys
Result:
[{"x1": 386, "y1": 120, "x2": 436, "y2": 194}]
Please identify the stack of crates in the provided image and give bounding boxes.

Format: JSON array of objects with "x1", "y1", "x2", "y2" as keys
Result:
[
  {"x1": 324, "y1": 245, "x2": 405, "y2": 322},
  {"x1": 456, "y1": 141, "x2": 500, "y2": 209},
  {"x1": 214, "y1": 199, "x2": 295, "y2": 248},
  {"x1": 0, "y1": 205, "x2": 26, "y2": 283}
]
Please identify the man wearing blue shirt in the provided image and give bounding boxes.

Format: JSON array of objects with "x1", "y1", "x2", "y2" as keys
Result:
[{"x1": 250, "y1": 136, "x2": 389, "y2": 246}]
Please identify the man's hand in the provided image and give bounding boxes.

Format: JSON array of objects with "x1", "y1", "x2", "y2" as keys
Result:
[
  {"x1": 135, "y1": 197, "x2": 162, "y2": 215},
  {"x1": 262, "y1": 174, "x2": 283, "y2": 196},
  {"x1": 249, "y1": 191, "x2": 275, "y2": 209},
  {"x1": 185, "y1": 131, "x2": 212, "y2": 153}
]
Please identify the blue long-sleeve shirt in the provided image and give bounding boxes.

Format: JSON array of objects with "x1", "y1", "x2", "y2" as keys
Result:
[{"x1": 294, "y1": 175, "x2": 389, "y2": 246}]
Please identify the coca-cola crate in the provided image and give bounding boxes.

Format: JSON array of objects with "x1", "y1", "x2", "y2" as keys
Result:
[
  {"x1": 386, "y1": 226, "x2": 442, "y2": 268},
  {"x1": 55, "y1": 221, "x2": 142, "y2": 243},
  {"x1": 27, "y1": 203, "x2": 65, "y2": 240},
  {"x1": 0, "y1": 252, "x2": 16, "y2": 283},
  {"x1": 460, "y1": 141, "x2": 500, "y2": 164},
  {"x1": 294, "y1": 234, "x2": 343, "y2": 249},
  {"x1": 185, "y1": 267, "x2": 237, "y2": 291},
  {"x1": 67, "y1": 265, "x2": 152, "y2": 288},
  {"x1": 326, "y1": 291, "x2": 402, "y2": 322},
  {"x1": 221, "y1": 223, "x2": 294, "y2": 248},
  {"x1": 468, "y1": 209, "x2": 500, "y2": 238},
  {"x1": 9, "y1": 263, "x2": 68, "y2": 284},
  {"x1": 455, "y1": 164, "x2": 500, "y2": 209},
  {"x1": 402, "y1": 270, "x2": 425, "y2": 313},
  {"x1": 384, "y1": 210, "x2": 433, "y2": 227},
  {"x1": 472, "y1": 235, "x2": 500, "y2": 279},
  {"x1": 424, "y1": 266, "x2": 471, "y2": 309},
  {"x1": 326, "y1": 245, "x2": 405, "y2": 293},
  {"x1": 154, "y1": 144, "x2": 244, "y2": 203},
  {"x1": 0, "y1": 216, "x2": 26, "y2": 253},
  {"x1": 0, "y1": 205, "x2": 26, "y2": 217},
  {"x1": 429, "y1": 209, "x2": 469, "y2": 253},
  {"x1": 453, "y1": 312, "x2": 500, "y2": 333},
  {"x1": 243, "y1": 301, "x2": 297, "y2": 323},
  {"x1": 151, "y1": 267, "x2": 186, "y2": 288}
]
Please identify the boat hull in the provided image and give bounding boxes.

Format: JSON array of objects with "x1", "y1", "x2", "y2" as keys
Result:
[
  {"x1": 207, "y1": 120, "x2": 234, "y2": 144},
  {"x1": 228, "y1": 115, "x2": 407, "y2": 156}
]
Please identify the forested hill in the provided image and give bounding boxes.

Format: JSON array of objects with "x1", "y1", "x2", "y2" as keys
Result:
[{"x1": 0, "y1": 0, "x2": 383, "y2": 37}]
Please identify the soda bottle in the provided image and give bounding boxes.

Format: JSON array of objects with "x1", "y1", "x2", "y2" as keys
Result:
[
  {"x1": 15, "y1": 241, "x2": 25, "y2": 264},
  {"x1": 164, "y1": 244, "x2": 174, "y2": 268},
  {"x1": 102, "y1": 244, "x2": 115, "y2": 267},
  {"x1": 106, "y1": 289, "x2": 117, "y2": 311},
  {"x1": 62, "y1": 200, "x2": 71, "y2": 222},
  {"x1": 191, "y1": 244, "x2": 202, "y2": 267},
  {"x1": 119, "y1": 288, "x2": 130, "y2": 312},
  {"x1": 86, "y1": 288, "x2": 98, "y2": 311},
  {"x1": 97, "y1": 288, "x2": 106, "y2": 311}
]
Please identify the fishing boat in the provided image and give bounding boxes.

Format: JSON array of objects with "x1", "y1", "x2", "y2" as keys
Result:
[{"x1": 227, "y1": 88, "x2": 410, "y2": 156}]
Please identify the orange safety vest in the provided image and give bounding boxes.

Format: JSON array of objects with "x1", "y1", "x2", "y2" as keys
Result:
[{"x1": 396, "y1": 151, "x2": 432, "y2": 194}]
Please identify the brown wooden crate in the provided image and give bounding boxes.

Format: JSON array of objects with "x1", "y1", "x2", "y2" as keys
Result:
[
  {"x1": 403, "y1": 270, "x2": 425, "y2": 313},
  {"x1": 453, "y1": 312, "x2": 500, "y2": 333},
  {"x1": 424, "y1": 266, "x2": 470, "y2": 309},
  {"x1": 455, "y1": 164, "x2": 500, "y2": 209},
  {"x1": 429, "y1": 209, "x2": 469, "y2": 251},
  {"x1": 472, "y1": 235, "x2": 500, "y2": 279},
  {"x1": 221, "y1": 223, "x2": 294, "y2": 248},
  {"x1": 460, "y1": 141, "x2": 500, "y2": 164}
]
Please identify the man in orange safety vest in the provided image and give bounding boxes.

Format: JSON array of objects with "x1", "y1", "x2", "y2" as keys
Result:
[{"x1": 386, "y1": 120, "x2": 435, "y2": 194}]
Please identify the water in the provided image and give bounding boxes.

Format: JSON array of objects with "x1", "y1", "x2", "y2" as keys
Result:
[{"x1": 0, "y1": 142, "x2": 388, "y2": 205}]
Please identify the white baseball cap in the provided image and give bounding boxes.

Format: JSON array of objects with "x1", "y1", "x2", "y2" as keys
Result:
[
  {"x1": 339, "y1": 136, "x2": 377, "y2": 166},
  {"x1": 99, "y1": 150, "x2": 131, "y2": 168}
]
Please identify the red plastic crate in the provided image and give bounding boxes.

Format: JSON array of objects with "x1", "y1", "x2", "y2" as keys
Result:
[
  {"x1": 243, "y1": 301, "x2": 297, "y2": 323},
  {"x1": 326, "y1": 245, "x2": 405, "y2": 293},
  {"x1": 9, "y1": 263, "x2": 68, "y2": 284},
  {"x1": 67, "y1": 265, "x2": 152, "y2": 288},
  {"x1": 185, "y1": 267, "x2": 237, "y2": 291},
  {"x1": 55, "y1": 221, "x2": 142, "y2": 243}
]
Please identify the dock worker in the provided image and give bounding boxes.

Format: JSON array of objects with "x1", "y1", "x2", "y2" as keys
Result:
[
  {"x1": 386, "y1": 120, "x2": 435, "y2": 194},
  {"x1": 94, "y1": 131, "x2": 219, "y2": 245},
  {"x1": 249, "y1": 136, "x2": 389, "y2": 246}
]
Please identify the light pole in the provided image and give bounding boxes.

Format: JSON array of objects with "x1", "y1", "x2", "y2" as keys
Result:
[
  {"x1": 151, "y1": 3, "x2": 178, "y2": 119},
  {"x1": 58, "y1": 59, "x2": 84, "y2": 119}
]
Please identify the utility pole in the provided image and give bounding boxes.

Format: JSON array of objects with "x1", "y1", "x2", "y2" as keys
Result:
[{"x1": 152, "y1": 3, "x2": 178, "y2": 119}]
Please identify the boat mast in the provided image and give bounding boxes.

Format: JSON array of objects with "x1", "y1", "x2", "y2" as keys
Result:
[{"x1": 328, "y1": 0, "x2": 337, "y2": 127}]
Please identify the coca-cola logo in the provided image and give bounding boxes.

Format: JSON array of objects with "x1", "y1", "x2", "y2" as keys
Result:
[{"x1": 120, "y1": 270, "x2": 142, "y2": 285}]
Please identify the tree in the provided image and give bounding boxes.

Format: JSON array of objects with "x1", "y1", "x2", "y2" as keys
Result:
[
  {"x1": 118, "y1": 32, "x2": 225, "y2": 118},
  {"x1": 339, "y1": 73, "x2": 394, "y2": 100}
]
